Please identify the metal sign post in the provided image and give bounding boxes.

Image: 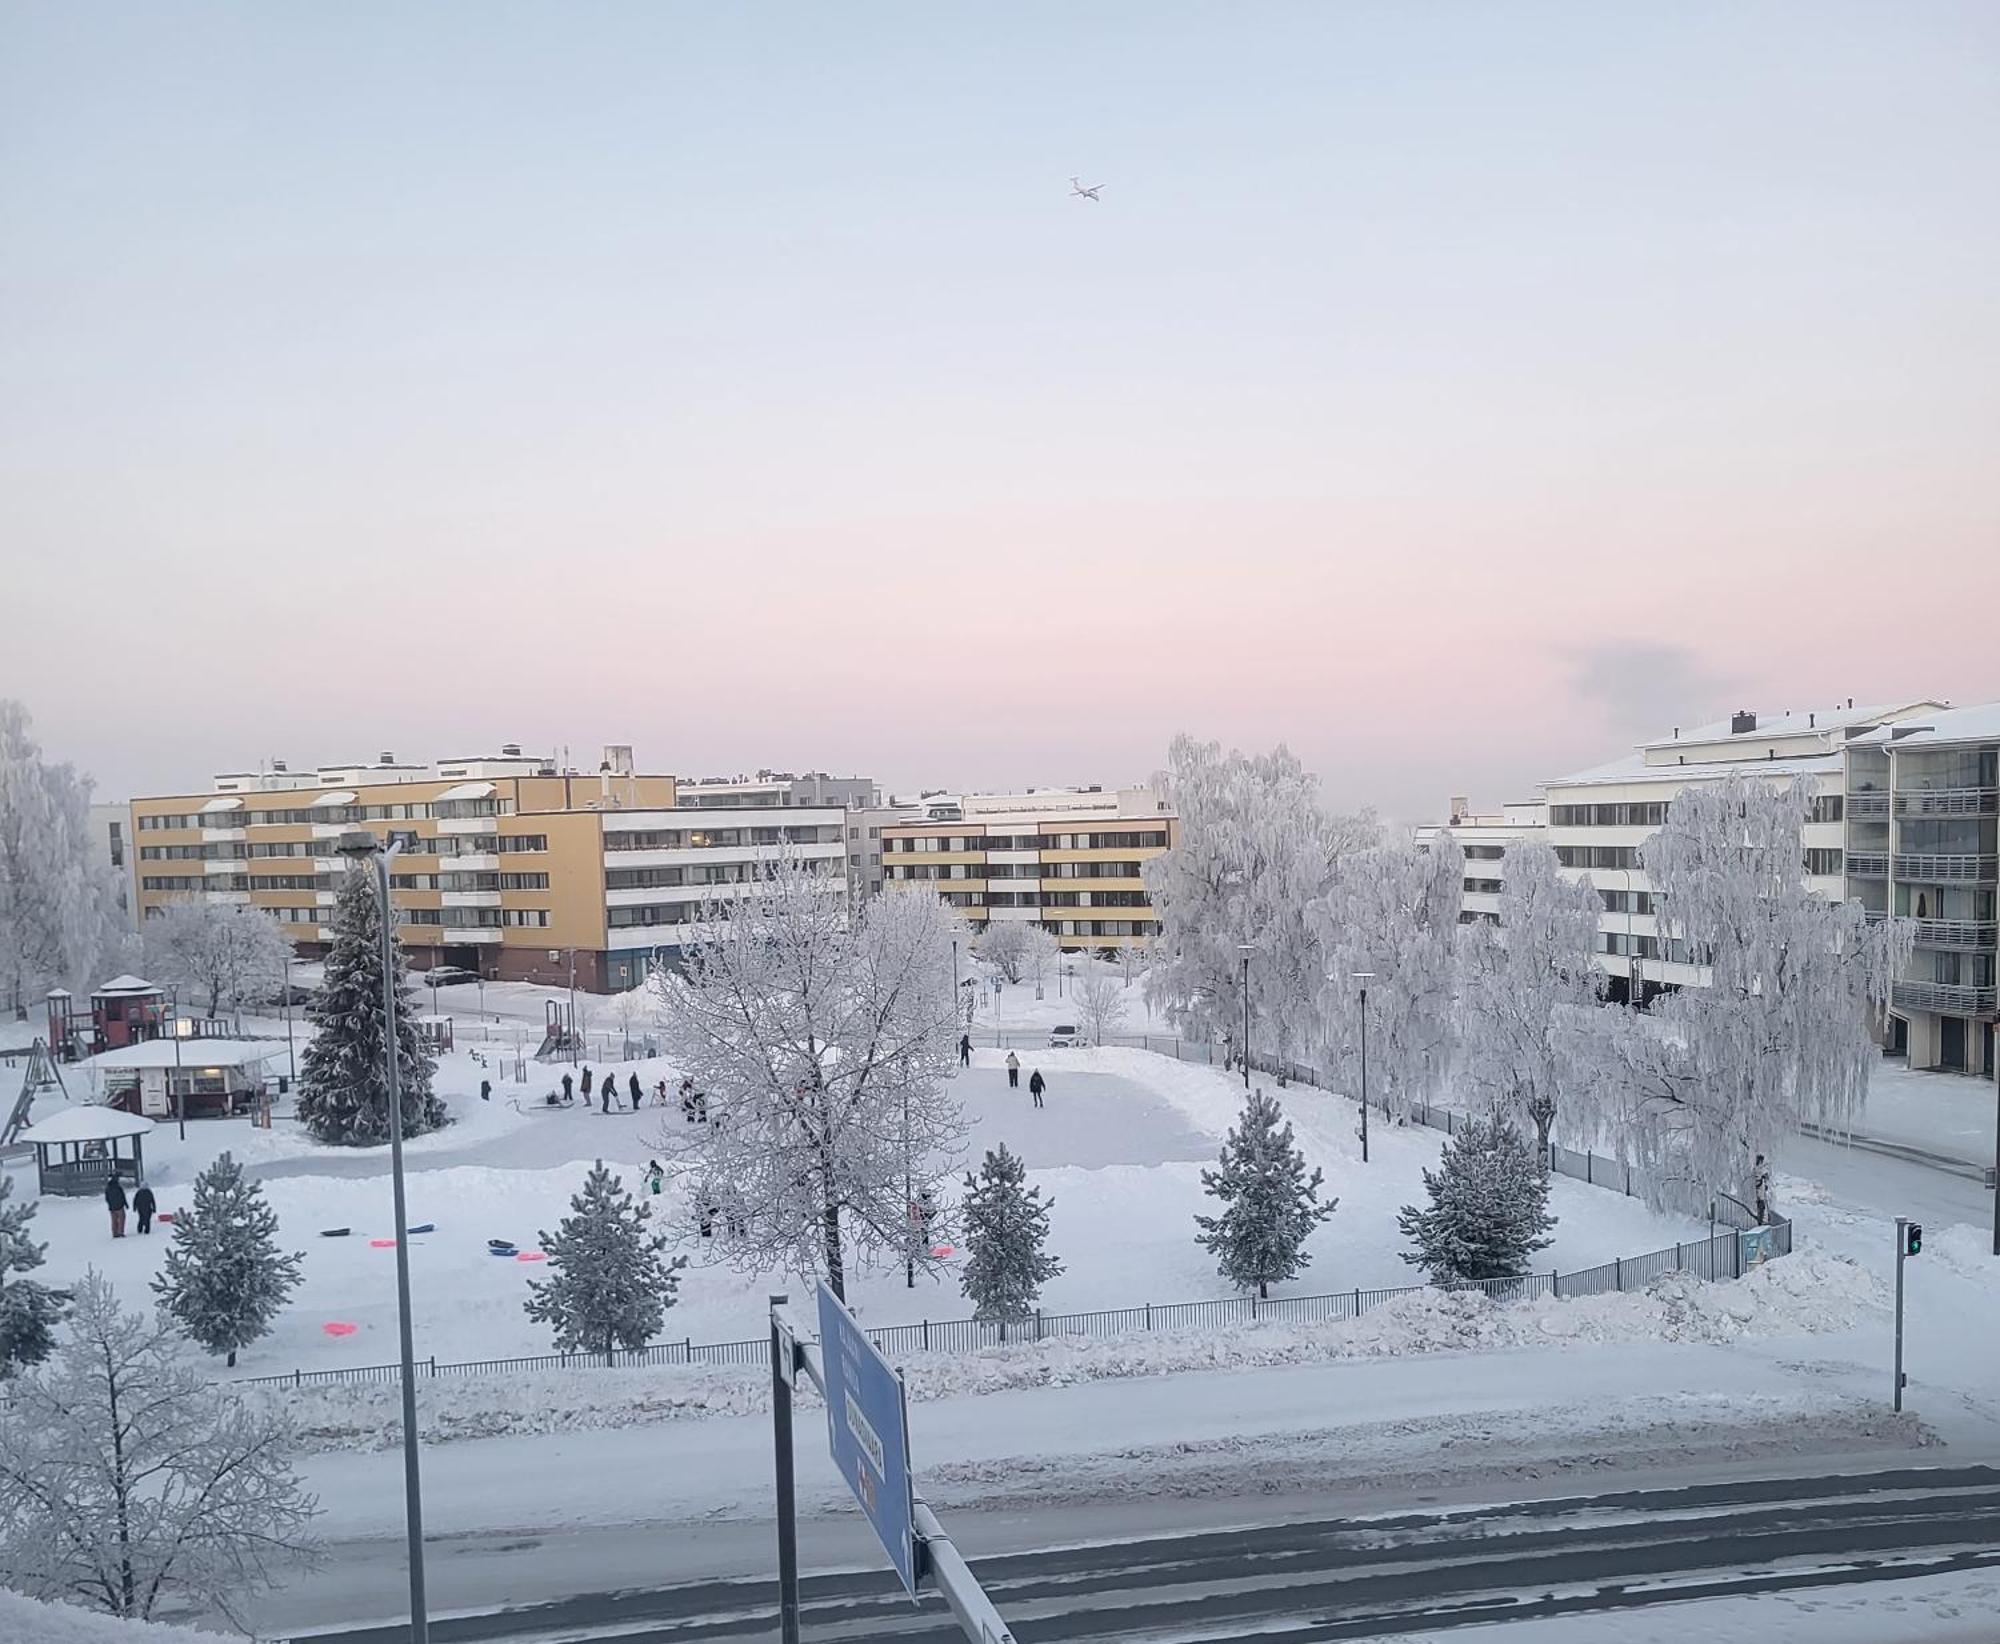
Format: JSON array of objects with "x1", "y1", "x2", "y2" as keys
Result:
[
  {"x1": 769, "y1": 1290, "x2": 1016, "y2": 1643},
  {"x1": 1893, "y1": 1215, "x2": 1908, "y2": 1412}
]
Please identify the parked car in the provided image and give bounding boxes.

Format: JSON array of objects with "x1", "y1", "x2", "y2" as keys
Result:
[
  {"x1": 423, "y1": 966, "x2": 479, "y2": 989},
  {"x1": 1047, "y1": 1023, "x2": 1081, "y2": 1048}
]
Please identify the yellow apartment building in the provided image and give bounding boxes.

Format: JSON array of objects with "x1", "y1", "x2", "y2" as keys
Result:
[
  {"x1": 130, "y1": 745, "x2": 851, "y2": 992},
  {"x1": 880, "y1": 787, "x2": 1177, "y2": 949}
]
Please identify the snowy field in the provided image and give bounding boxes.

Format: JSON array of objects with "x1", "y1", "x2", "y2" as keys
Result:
[{"x1": 19, "y1": 1035, "x2": 1713, "y2": 1383}]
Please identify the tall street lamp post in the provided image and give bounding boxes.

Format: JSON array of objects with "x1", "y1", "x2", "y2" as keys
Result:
[
  {"x1": 335, "y1": 829, "x2": 428, "y2": 1644},
  {"x1": 1238, "y1": 943, "x2": 1256, "y2": 1090},
  {"x1": 1353, "y1": 971, "x2": 1375, "y2": 1165},
  {"x1": 169, "y1": 989, "x2": 186, "y2": 1142},
  {"x1": 283, "y1": 953, "x2": 296, "y2": 1086}
]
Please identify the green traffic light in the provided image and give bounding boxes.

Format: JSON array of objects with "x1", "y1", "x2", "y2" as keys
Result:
[{"x1": 1907, "y1": 1222, "x2": 1923, "y2": 1256}]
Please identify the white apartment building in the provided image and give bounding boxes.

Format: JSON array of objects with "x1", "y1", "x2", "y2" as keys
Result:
[
  {"x1": 1415, "y1": 798, "x2": 1548, "y2": 926},
  {"x1": 88, "y1": 800, "x2": 138, "y2": 929}
]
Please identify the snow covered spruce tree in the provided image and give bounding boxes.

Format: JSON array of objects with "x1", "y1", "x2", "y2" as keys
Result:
[
  {"x1": 141, "y1": 898, "x2": 292, "y2": 1024},
  {"x1": 1144, "y1": 735, "x2": 1377, "y2": 1073},
  {"x1": 524, "y1": 1160, "x2": 686, "y2": 1355},
  {"x1": 0, "y1": 1167, "x2": 63, "y2": 1375},
  {"x1": 0, "y1": 700, "x2": 124, "y2": 1018},
  {"x1": 1194, "y1": 1086, "x2": 1337, "y2": 1299},
  {"x1": 295, "y1": 865, "x2": 444, "y2": 1145},
  {"x1": 1455, "y1": 841, "x2": 1605, "y2": 1166},
  {"x1": 654, "y1": 855, "x2": 967, "y2": 1300},
  {"x1": 0, "y1": 1275, "x2": 316, "y2": 1624},
  {"x1": 1398, "y1": 1116, "x2": 1555, "y2": 1287},
  {"x1": 975, "y1": 920, "x2": 1032, "y2": 984},
  {"x1": 151, "y1": 1151, "x2": 303, "y2": 1368},
  {"x1": 1309, "y1": 837, "x2": 1463, "y2": 1124},
  {"x1": 959, "y1": 1144, "x2": 1063, "y2": 1323},
  {"x1": 1596, "y1": 772, "x2": 1912, "y2": 1214}
]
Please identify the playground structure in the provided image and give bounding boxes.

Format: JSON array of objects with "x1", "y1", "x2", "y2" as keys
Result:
[
  {"x1": 535, "y1": 998, "x2": 582, "y2": 1060},
  {"x1": 3, "y1": 1039, "x2": 69, "y2": 1148}
]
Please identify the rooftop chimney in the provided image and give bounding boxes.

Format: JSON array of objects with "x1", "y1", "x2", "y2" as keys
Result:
[
  {"x1": 1730, "y1": 710, "x2": 1757, "y2": 735},
  {"x1": 272, "y1": 758, "x2": 287, "y2": 772},
  {"x1": 1448, "y1": 794, "x2": 1470, "y2": 824},
  {"x1": 379, "y1": 750, "x2": 395, "y2": 765},
  {"x1": 501, "y1": 743, "x2": 522, "y2": 758}
]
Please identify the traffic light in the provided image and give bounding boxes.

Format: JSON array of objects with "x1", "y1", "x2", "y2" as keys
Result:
[{"x1": 1905, "y1": 1222, "x2": 1923, "y2": 1256}]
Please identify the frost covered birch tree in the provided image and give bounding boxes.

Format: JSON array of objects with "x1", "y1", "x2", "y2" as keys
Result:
[
  {"x1": 1143, "y1": 735, "x2": 1377, "y2": 1067},
  {"x1": 1599, "y1": 773, "x2": 1912, "y2": 1212},
  {"x1": 653, "y1": 858, "x2": 967, "y2": 1300},
  {"x1": 974, "y1": 920, "x2": 1032, "y2": 984},
  {"x1": 1071, "y1": 960, "x2": 1126, "y2": 1044},
  {"x1": 1309, "y1": 838, "x2": 1464, "y2": 1122},
  {"x1": 1455, "y1": 841, "x2": 1605, "y2": 1163},
  {"x1": 0, "y1": 1276, "x2": 316, "y2": 1624},
  {"x1": 142, "y1": 899, "x2": 292, "y2": 1023},
  {"x1": 0, "y1": 701, "x2": 124, "y2": 1018},
  {"x1": 1021, "y1": 925, "x2": 1061, "y2": 999}
]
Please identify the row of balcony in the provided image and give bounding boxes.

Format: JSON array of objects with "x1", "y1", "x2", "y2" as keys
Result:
[
  {"x1": 1861, "y1": 914, "x2": 2000, "y2": 952},
  {"x1": 1846, "y1": 853, "x2": 1996, "y2": 882},
  {"x1": 1892, "y1": 978, "x2": 1999, "y2": 1017}
]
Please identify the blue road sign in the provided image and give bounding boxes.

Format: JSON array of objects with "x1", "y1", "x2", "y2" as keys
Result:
[{"x1": 817, "y1": 1281, "x2": 918, "y2": 1595}]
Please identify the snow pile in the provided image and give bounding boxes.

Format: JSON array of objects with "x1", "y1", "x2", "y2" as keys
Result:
[
  {"x1": 0, "y1": 1591, "x2": 210, "y2": 1643},
  {"x1": 1926, "y1": 1221, "x2": 1999, "y2": 1278},
  {"x1": 263, "y1": 1252, "x2": 1882, "y2": 1451}
]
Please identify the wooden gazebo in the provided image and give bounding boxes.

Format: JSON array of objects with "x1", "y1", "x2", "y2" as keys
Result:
[{"x1": 16, "y1": 1106, "x2": 155, "y2": 1197}]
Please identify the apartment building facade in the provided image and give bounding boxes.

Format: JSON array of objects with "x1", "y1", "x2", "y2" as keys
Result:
[
  {"x1": 1842, "y1": 704, "x2": 1999, "y2": 1076},
  {"x1": 881, "y1": 787, "x2": 1177, "y2": 949},
  {"x1": 130, "y1": 746, "x2": 850, "y2": 993}
]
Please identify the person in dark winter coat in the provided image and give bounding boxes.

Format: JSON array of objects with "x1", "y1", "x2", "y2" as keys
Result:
[
  {"x1": 561, "y1": 1071, "x2": 575, "y2": 1102},
  {"x1": 580, "y1": 1067, "x2": 594, "y2": 1101},
  {"x1": 480, "y1": 1078, "x2": 492, "y2": 1102},
  {"x1": 104, "y1": 1172, "x2": 128, "y2": 1238},
  {"x1": 958, "y1": 1033, "x2": 971, "y2": 1068},
  {"x1": 628, "y1": 1072, "x2": 643, "y2": 1108},
  {"x1": 133, "y1": 1181, "x2": 157, "y2": 1235},
  {"x1": 1005, "y1": 1051, "x2": 1020, "y2": 1088},
  {"x1": 1028, "y1": 1068, "x2": 1047, "y2": 1109}
]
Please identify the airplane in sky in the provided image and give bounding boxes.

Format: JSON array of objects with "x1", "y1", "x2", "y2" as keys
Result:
[{"x1": 1069, "y1": 176, "x2": 1104, "y2": 202}]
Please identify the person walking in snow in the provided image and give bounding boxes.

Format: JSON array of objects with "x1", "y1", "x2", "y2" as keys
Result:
[
  {"x1": 580, "y1": 1066, "x2": 594, "y2": 1105},
  {"x1": 561, "y1": 1071, "x2": 574, "y2": 1104},
  {"x1": 1005, "y1": 1051, "x2": 1020, "y2": 1088},
  {"x1": 646, "y1": 1159, "x2": 664, "y2": 1196},
  {"x1": 104, "y1": 1171, "x2": 128, "y2": 1238},
  {"x1": 133, "y1": 1180, "x2": 157, "y2": 1236},
  {"x1": 629, "y1": 1072, "x2": 643, "y2": 1109},
  {"x1": 480, "y1": 1077, "x2": 492, "y2": 1103},
  {"x1": 958, "y1": 1033, "x2": 971, "y2": 1069},
  {"x1": 1028, "y1": 1068, "x2": 1047, "y2": 1109}
]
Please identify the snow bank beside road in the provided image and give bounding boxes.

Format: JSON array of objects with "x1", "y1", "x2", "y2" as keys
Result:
[
  {"x1": 264, "y1": 1250, "x2": 1883, "y2": 1452},
  {"x1": 0, "y1": 1591, "x2": 210, "y2": 1643}
]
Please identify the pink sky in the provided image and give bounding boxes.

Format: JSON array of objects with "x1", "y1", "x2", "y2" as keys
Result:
[{"x1": 5, "y1": 5, "x2": 1996, "y2": 817}]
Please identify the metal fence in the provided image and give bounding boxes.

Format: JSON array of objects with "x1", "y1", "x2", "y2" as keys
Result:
[{"x1": 236, "y1": 1215, "x2": 1791, "y2": 1390}]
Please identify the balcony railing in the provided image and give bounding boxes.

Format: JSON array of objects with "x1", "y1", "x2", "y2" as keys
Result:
[
  {"x1": 1894, "y1": 854, "x2": 1998, "y2": 883},
  {"x1": 1912, "y1": 919, "x2": 1999, "y2": 952},
  {"x1": 1895, "y1": 787, "x2": 2000, "y2": 818},
  {"x1": 1892, "y1": 979, "x2": 1999, "y2": 1017},
  {"x1": 1845, "y1": 791, "x2": 1891, "y2": 816},
  {"x1": 1847, "y1": 850, "x2": 1889, "y2": 877}
]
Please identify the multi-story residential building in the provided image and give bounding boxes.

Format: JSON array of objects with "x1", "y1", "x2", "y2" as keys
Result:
[
  {"x1": 881, "y1": 787, "x2": 1177, "y2": 950},
  {"x1": 88, "y1": 800, "x2": 138, "y2": 929},
  {"x1": 1842, "y1": 704, "x2": 1998, "y2": 1076},
  {"x1": 1415, "y1": 798, "x2": 1548, "y2": 927},
  {"x1": 130, "y1": 745, "x2": 851, "y2": 993},
  {"x1": 674, "y1": 771, "x2": 889, "y2": 900},
  {"x1": 1540, "y1": 701, "x2": 1944, "y2": 1002}
]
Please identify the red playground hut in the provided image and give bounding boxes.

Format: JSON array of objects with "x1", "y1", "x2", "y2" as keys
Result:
[{"x1": 49, "y1": 976, "x2": 169, "y2": 1060}]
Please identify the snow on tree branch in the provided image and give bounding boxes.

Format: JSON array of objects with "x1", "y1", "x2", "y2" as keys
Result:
[{"x1": 142, "y1": 899, "x2": 292, "y2": 1024}]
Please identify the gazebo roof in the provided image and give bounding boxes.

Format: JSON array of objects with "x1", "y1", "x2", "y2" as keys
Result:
[
  {"x1": 93, "y1": 975, "x2": 164, "y2": 997},
  {"x1": 18, "y1": 1106, "x2": 155, "y2": 1145}
]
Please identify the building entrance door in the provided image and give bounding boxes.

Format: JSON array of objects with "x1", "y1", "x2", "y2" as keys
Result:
[{"x1": 1940, "y1": 1015, "x2": 1967, "y2": 1072}]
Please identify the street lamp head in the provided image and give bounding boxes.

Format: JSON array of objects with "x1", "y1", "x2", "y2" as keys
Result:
[
  {"x1": 1238, "y1": 942, "x2": 1257, "y2": 956},
  {"x1": 334, "y1": 828, "x2": 383, "y2": 859},
  {"x1": 1351, "y1": 970, "x2": 1376, "y2": 983}
]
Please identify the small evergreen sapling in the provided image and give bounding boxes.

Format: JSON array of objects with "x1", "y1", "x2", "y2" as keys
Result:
[
  {"x1": 296, "y1": 866, "x2": 445, "y2": 1146},
  {"x1": 0, "y1": 1168, "x2": 63, "y2": 1374},
  {"x1": 151, "y1": 1152, "x2": 303, "y2": 1368},
  {"x1": 960, "y1": 1144, "x2": 1062, "y2": 1322},
  {"x1": 525, "y1": 1161, "x2": 688, "y2": 1355},
  {"x1": 1398, "y1": 1117, "x2": 1556, "y2": 1287},
  {"x1": 1194, "y1": 1087, "x2": 1336, "y2": 1299}
]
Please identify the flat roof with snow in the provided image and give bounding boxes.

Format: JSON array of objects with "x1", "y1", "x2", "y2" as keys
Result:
[
  {"x1": 84, "y1": 1039, "x2": 283, "y2": 1070},
  {"x1": 18, "y1": 1106, "x2": 155, "y2": 1145}
]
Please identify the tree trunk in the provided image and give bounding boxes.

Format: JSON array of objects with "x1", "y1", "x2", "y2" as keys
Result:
[
  {"x1": 1534, "y1": 1113, "x2": 1553, "y2": 1176},
  {"x1": 820, "y1": 1149, "x2": 846, "y2": 1302}
]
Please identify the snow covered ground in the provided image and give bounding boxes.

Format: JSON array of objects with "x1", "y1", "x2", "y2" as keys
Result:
[
  {"x1": 0, "y1": 1592, "x2": 209, "y2": 1643},
  {"x1": 19, "y1": 1043, "x2": 1713, "y2": 1383},
  {"x1": 1832, "y1": 1056, "x2": 1995, "y2": 1165}
]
